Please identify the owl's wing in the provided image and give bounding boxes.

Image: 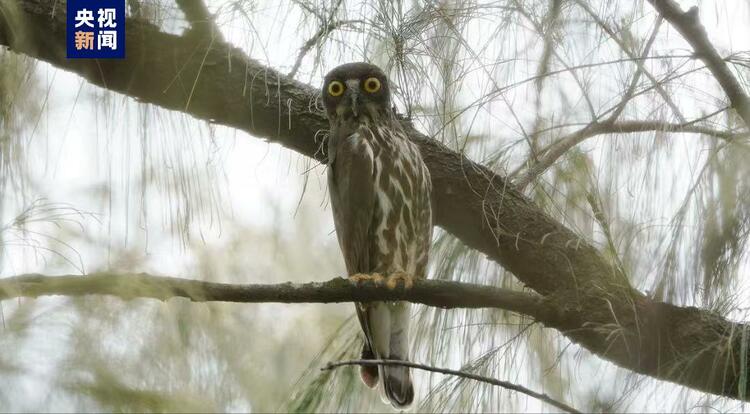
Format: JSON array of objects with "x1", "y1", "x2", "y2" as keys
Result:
[
  {"x1": 328, "y1": 129, "x2": 381, "y2": 388},
  {"x1": 328, "y1": 130, "x2": 375, "y2": 274}
]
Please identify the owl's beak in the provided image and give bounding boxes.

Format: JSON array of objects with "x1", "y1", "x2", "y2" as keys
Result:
[
  {"x1": 350, "y1": 93, "x2": 359, "y2": 117},
  {"x1": 345, "y1": 79, "x2": 360, "y2": 117}
]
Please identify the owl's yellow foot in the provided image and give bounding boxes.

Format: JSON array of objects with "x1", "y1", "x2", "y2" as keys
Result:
[
  {"x1": 349, "y1": 273, "x2": 385, "y2": 286},
  {"x1": 385, "y1": 271, "x2": 414, "y2": 290}
]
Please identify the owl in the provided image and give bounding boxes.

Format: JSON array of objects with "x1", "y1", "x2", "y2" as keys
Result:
[{"x1": 323, "y1": 62, "x2": 433, "y2": 408}]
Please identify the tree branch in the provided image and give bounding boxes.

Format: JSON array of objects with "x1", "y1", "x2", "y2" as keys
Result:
[
  {"x1": 516, "y1": 1, "x2": 750, "y2": 187},
  {"x1": 647, "y1": 0, "x2": 750, "y2": 127},
  {"x1": 0, "y1": 273, "x2": 550, "y2": 318},
  {"x1": 2, "y1": 0, "x2": 750, "y2": 402},
  {"x1": 323, "y1": 359, "x2": 581, "y2": 414},
  {"x1": 515, "y1": 118, "x2": 748, "y2": 189},
  {"x1": 175, "y1": 0, "x2": 224, "y2": 42},
  {"x1": 577, "y1": 0, "x2": 686, "y2": 123}
]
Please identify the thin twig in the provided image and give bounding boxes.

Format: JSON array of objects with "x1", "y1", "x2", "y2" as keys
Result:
[
  {"x1": 287, "y1": 0, "x2": 360, "y2": 78},
  {"x1": 606, "y1": 17, "x2": 663, "y2": 123},
  {"x1": 577, "y1": 0, "x2": 686, "y2": 123},
  {"x1": 527, "y1": 0, "x2": 565, "y2": 159},
  {"x1": 322, "y1": 359, "x2": 582, "y2": 414},
  {"x1": 514, "y1": 118, "x2": 749, "y2": 189},
  {"x1": 287, "y1": 19, "x2": 363, "y2": 78}
]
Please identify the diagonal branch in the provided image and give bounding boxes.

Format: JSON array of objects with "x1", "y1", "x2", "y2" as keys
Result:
[
  {"x1": 2, "y1": 0, "x2": 750, "y2": 402},
  {"x1": 323, "y1": 359, "x2": 581, "y2": 414},
  {"x1": 514, "y1": 118, "x2": 749, "y2": 189},
  {"x1": 577, "y1": 0, "x2": 686, "y2": 123},
  {"x1": 647, "y1": 0, "x2": 750, "y2": 127},
  {"x1": 605, "y1": 17, "x2": 663, "y2": 123},
  {"x1": 516, "y1": 0, "x2": 750, "y2": 188}
]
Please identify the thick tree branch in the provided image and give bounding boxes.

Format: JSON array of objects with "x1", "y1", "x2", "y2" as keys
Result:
[
  {"x1": 323, "y1": 359, "x2": 581, "y2": 413},
  {"x1": 2, "y1": 0, "x2": 750, "y2": 402},
  {"x1": 647, "y1": 0, "x2": 750, "y2": 127}
]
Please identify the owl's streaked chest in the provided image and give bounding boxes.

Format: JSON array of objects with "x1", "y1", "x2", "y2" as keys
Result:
[{"x1": 354, "y1": 123, "x2": 432, "y2": 276}]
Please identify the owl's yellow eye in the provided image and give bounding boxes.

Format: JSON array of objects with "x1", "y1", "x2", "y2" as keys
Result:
[
  {"x1": 328, "y1": 81, "x2": 345, "y2": 97},
  {"x1": 363, "y1": 77, "x2": 381, "y2": 93}
]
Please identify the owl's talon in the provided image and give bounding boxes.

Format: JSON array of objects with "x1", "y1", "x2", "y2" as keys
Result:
[
  {"x1": 349, "y1": 273, "x2": 385, "y2": 286},
  {"x1": 385, "y1": 272, "x2": 414, "y2": 290}
]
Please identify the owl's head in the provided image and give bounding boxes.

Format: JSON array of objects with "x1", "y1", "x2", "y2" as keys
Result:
[{"x1": 322, "y1": 62, "x2": 391, "y2": 122}]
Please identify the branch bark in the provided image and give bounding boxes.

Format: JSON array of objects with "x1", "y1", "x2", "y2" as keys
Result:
[
  {"x1": 2, "y1": 0, "x2": 750, "y2": 402},
  {"x1": 0, "y1": 273, "x2": 550, "y2": 318}
]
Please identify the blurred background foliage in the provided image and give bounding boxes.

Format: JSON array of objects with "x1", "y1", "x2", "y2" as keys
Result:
[{"x1": 1, "y1": 0, "x2": 750, "y2": 412}]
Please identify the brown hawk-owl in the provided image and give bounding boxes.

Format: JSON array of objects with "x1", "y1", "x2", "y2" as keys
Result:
[{"x1": 323, "y1": 62, "x2": 433, "y2": 408}]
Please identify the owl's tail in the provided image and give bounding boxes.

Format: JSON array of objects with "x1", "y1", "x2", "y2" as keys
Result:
[
  {"x1": 360, "y1": 301, "x2": 414, "y2": 409},
  {"x1": 381, "y1": 360, "x2": 414, "y2": 408}
]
